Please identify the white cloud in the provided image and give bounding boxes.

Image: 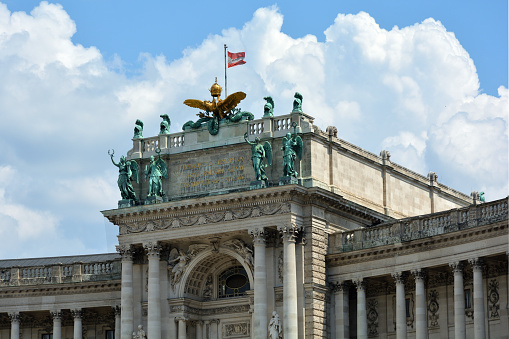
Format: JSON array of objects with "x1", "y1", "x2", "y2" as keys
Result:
[{"x1": 0, "y1": 3, "x2": 506, "y2": 258}]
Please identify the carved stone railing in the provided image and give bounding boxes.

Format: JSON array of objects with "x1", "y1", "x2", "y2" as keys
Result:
[
  {"x1": 330, "y1": 198, "x2": 508, "y2": 254},
  {"x1": 0, "y1": 260, "x2": 121, "y2": 286}
]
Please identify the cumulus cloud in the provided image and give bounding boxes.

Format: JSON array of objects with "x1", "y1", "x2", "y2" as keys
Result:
[{"x1": 0, "y1": 3, "x2": 506, "y2": 257}]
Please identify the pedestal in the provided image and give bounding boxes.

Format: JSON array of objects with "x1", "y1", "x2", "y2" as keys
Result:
[
  {"x1": 250, "y1": 180, "x2": 267, "y2": 190},
  {"x1": 145, "y1": 196, "x2": 163, "y2": 205},
  {"x1": 279, "y1": 176, "x2": 298, "y2": 186},
  {"x1": 118, "y1": 199, "x2": 136, "y2": 209}
]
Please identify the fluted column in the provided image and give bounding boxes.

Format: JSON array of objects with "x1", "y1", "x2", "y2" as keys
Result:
[
  {"x1": 176, "y1": 317, "x2": 187, "y2": 339},
  {"x1": 145, "y1": 242, "x2": 162, "y2": 339},
  {"x1": 51, "y1": 311, "x2": 62, "y2": 339},
  {"x1": 113, "y1": 306, "x2": 121, "y2": 339},
  {"x1": 333, "y1": 282, "x2": 349, "y2": 339},
  {"x1": 469, "y1": 258, "x2": 485, "y2": 339},
  {"x1": 411, "y1": 269, "x2": 427, "y2": 339},
  {"x1": 249, "y1": 228, "x2": 268, "y2": 339},
  {"x1": 203, "y1": 320, "x2": 210, "y2": 339},
  {"x1": 72, "y1": 309, "x2": 83, "y2": 339},
  {"x1": 354, "y1": 279, "x2": 367, "y2": 339},
  {"x1": 117, "y1": 245, "x2": 134, "y2": 339},
  {"x1": 9, "y1": 312, "x2": 20, "y2": 339},
  {"x1": 392, "y1": 272, "x2": 407, "y2": 339},
  {"x1": 278, "y1": 224, "x2": 300, "y2": 339},
  {"x1": 450, "y1": 262, "x2": 465, "y2": 339}
]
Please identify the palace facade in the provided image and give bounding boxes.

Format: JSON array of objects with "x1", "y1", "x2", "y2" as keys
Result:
[{"x1": 0, "y1": 107, "x2": 507, "y2": 339}]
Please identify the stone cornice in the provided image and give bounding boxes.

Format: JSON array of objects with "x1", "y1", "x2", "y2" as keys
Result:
[
  {"x1": 327, "y1": 221, "x2": 507, "y2": 267},
  {"x1": 0, "y1": 280, "x2": 121, "y2": 299}
]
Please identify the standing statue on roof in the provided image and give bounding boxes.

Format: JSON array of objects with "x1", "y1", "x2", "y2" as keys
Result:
[
  {"x1": 292, "y1": 92, "x2": 303, "y2": 113},
  {"x1": 145, "y1": 148, "x2": 168, "y2": 197},
  {"x1": 133, "y1": 119, "x2": 144, "y2": 139},
  {"x1": 264, "y1": 96, "x2": 274, "y2": 117},
  {"x1": 159, "y1": 114, "x2": 171, "y2": 135},
  {"x1": 108, "y1": 149, "x2": 139, "y2": 201},
  {"x1": 244, "y1": 133, "x2": 272, "y2": 183},
  {"x1": 281, "y1": 122, "x2": 303, "y2": 177}
]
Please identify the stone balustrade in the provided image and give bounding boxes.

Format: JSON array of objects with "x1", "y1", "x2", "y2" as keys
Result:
[
  {"x1": 0, "y1": 260, "x2": 120, "y2": 286},
  {"x1": 331, "y1": 198, "x2": 508, "y2": 253}
]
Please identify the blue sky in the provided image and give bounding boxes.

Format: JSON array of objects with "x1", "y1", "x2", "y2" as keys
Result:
[{"x1": 0, "y1": 0, "x2": 507, "y2": 259}]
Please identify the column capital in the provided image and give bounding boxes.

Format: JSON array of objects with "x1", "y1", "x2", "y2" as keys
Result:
[
  {"x1": 51, "y1": 311, "x2": 62, "y2": 320},
  {"x1": 449, "y1": 261, "x2": 464, "y2": 274},
  {"x1": 330, "y1": 281, "x2": 350, "y2": 293},
  {"x1": 112, "y1": 305, "x2": 121, "y2": 316},
  {"x1": 175, "y1": 316, "x2": 188, "y2": 322},
  {"x1": 8, "y1": 312, "x2": 21, "y2": 323},
  {"x1": 278, "y1": 223, "x2": 301, "y2": 242},
  {"x1": 144, "y1": 241, "x2": 162, "y2": 259},
  {"x1": 411, "y1": 268, "x2": 426, "y2": 281},
  {"x1": 468, "y1": 257, "x2": 484, "y2": 271},
  {"x1": 116, "y1": 244, "x2": 134, "y2": 261},
  {"x1": 392, "y1": 271, "x2": 407, "y2": 284},
  {"x1": 353, "y1": 279, "x2": 365, "y2": 291},
  {"x1": 71, "y1": 309, "x2": 83, "y2": 319},
  {"x1": 249, "y1": 228, "x2": 267, "y2": 245},
  {"x1": 210, "y1": 319, "x2": 220, "y2": 324}
]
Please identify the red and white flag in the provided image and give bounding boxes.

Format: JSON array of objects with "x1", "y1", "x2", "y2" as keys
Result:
[{"x1": 228, "y1": 51, "x2": 246, "y2": 68}]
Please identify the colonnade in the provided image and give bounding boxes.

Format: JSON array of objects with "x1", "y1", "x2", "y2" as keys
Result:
[
  {"x1": 333, "y1": 257, "x2": 494, "y2": 339},
  {"x1": 6, "y1": 307, "x2": 120, "y2": 339}
]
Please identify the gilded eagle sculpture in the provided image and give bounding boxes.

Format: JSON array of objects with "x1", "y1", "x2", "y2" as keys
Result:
[{"x1": 182, "y1": 78, "x2": 253, "y2": 135}]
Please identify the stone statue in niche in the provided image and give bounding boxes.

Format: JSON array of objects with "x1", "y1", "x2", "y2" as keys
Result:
[
  {"x1": 133, "y1": 119, "x2": 144, "y2": 139},
  {"x1": 281, "y1": 122, "x2": 303, "y2": 177},
  {"x1": 268, "y1": 311, "x2": 282, "y2": 339},
  {"x1": 244, "y1": 133, "x2": 272, "y2": 183},
  {"x1": 159, "y1": 114, "x2": 171, "y2": 135},
  {"x1": 108, "y1": 149, "x2": 138, "y2": 201},
  {"x1": 292, "y1": 92, "x2": 303, "y2": 113}
]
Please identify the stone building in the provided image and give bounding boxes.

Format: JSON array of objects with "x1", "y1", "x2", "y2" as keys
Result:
[{"x1": 0, "y1": 98, "x2": 507, "y2": 339}]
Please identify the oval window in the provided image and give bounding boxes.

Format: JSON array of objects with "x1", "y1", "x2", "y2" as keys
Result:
[{"x1": 226, "y1": 274, "x2": 247, "y2": 289}]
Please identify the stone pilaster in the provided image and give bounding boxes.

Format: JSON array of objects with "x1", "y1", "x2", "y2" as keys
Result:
[
  {"x1": 278, "y1": 223, "x2": 300, "y2": 339},
  {"x1": 354, "y1": 279, "x2": 367, "y2": 339},
  {"x1": 469, "y1": 258, "x2": 486, "y2": 339},
  {"x1": 144, "y1": 242, "x2": 162, "y2": 339},
  {"x1": 411, "y1": 269, "x2": 427, "y2": 339},
  {"x1": 176, "y1": 317, "x2": 188, "y2": 339},
  {"x1": 249, "y1": 227, "x2": 268, "y2": 339},
  {"x1": 450, "y1": 262, "x2": 465, "y2": 339},
  {"x1": 51, "y1": 311, "x2": 62, "y2": 339},
  {"x1": 210, "y1": 319, "x2": 220, "y2": 339},
  {"x1": 117, "y1": 244, "x2": 134, "y2": 339},
  {"x1": 196, "y1": 320, "x2": 204, "y2": 339},
  {"x1": 9, "y1": 312, "x2": 21, "y2": 339},
  {"x1": 392, "y1": 272, "x2": 407, "y2": 339},
  {"x1": 71, "y1": 309, "x2": 83, "y2": 339},
  {"x1": 332, "y1": 282, "x2": 349, "y2": 339},
  {"x1": 113, "y1": 306, "x2": 121, "y2": 339}
]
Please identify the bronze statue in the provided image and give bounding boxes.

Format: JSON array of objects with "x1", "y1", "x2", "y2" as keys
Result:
[
  {"x1": 159, "y1": 114, "x2": 171, "y2": 135},
  {"x1": 109, "y1": 150, "x2": 138, "y2": 201},
  {"x1": 244, "y1": 133, "x2": 272, "y2": 182},
  {"x1": 133, "y1": 119, "x2": 144, "y2": 139},
  {"x1": 281, "y1": 122, "x2": 302, "y2": 177},
  {"x1": 144, "y1": 148, "x2": 168, "y2": 197},
  {"x1": 292, "y1": 92, "x2": 303, "y2": 113},
  {"x1": 264, "y1": 96, "x2": 274, "y2": 117}
]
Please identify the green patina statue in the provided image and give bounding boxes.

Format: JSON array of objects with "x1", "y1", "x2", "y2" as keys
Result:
[
  {"x1": 282, "y1": 122, "x2": 303, "y2": 177},
  {"x1": 244, "y1": 133, "x2": 272, "y2": 182},
  {"x1": 159, "y1": 114, "x2": 171, "y2": 135},
  {"x1": 133, "y1": 119, "x2": 144, "y2": 139},
  {"x1": 292, "y1": 92, "x2": 303, "y2": 113},
  {"x1": 144, "y1": 148, "x2": 168, "y2": 197},
  {"x1": 480, "y1": 191, "x2": 485, "y2": 202},
  {"x1": 264, "y1": 96, "x2": 274, "y2": 117},
  {"x1": 109, "y1": 149, "x2": 139, "y2": 201}
]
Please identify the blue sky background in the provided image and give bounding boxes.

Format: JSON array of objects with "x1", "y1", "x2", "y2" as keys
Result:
[{"x1": 0, "y1": 0, "x2": 507, "y2": 259}]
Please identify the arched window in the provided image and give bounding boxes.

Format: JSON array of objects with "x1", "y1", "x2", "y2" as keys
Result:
[{"x1": 218, "y1": 266, "x2": 250, "y2": 298}]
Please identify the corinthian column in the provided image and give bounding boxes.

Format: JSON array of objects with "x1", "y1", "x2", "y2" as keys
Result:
[
  {"x1": 117, "y1": 245, "x2": 134, "y2": 339},
  {"x1": 278, "y1": 224, "x2": 300, "y2": 339},
  {"x1": 249, "y1": 228, "x2": 268, "y2": 339},
  {"x1": 71, "y1": 309, "x2": 83, "y2": 339},
  {"x1": 332, "y1": 282, "x2": 349, "y2": 339},
  {"x1": 392, "y1": 272, "x2": 407, "y2": 339},
  {"x1": 51, "y1": 311, "x2": 62, "y2": 339},
  {"x1": 450, "y1": 262, "x2": 465, "y2": 339},
  {"x1": 145, "y1": 242, "x2": 162, "y2": 339},
  {"x1": 469, "y1": 258, "x2": 486, "y2": 339},
  {"x1": 411, "y1": 269, "x2": 427, "y2": 339},
  {"x1": 8, "y1": 312, "x2": 20, "y2": 339},
  {"x1": 354, "y1": 279, "x2": 367, "y2": 339}
]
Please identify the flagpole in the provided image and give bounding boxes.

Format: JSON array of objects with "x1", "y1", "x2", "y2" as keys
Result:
[{"x1": 224, "y1": 44, "x2": 228, "y2": 97}]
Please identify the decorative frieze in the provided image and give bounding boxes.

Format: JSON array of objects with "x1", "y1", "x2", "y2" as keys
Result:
[
  {"x1": 487, "y1": 279, "x2": 500, "y2": 319},
  {"x1": 427, "y1": 289, "x2": 439, "y2": 328},
  {"x1": 223, "y1": 321, "x2": 250, "y2": 337},
  {"x1": 120, "y1": 202, "x2": 291, "y2": 234},
  {"x1": 169, "y1": 304, "x2": 250, "y2": 315},
  {"x1": 367, "y1": 298, "x2": 379, "y2": 337}
]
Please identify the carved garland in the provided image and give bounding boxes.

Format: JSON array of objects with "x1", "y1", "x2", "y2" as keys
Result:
[{"x1": 120, "y1": 202, "x2": 291, "y2": 234}]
